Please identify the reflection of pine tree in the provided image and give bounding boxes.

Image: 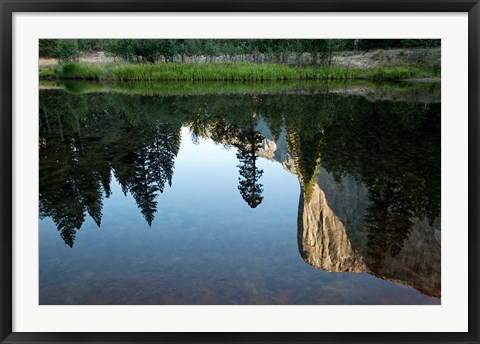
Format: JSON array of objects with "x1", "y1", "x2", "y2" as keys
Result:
[
  {"x1": 186, "y1": 109, "x2": 266, "y2": 208},
  {"x1": 74, "y1": 155, "x2": 105, "y2": 227},
  {"x1": 365, "y1": 179, "x2": 413, "y2": 272},
  {"x1": 281, "y1": 95, "x2": 340, "y2": 204},
  {"x1": 128, "y1": 150, "x2": 158, "y2": 226},
  {"x1": 40, "y1": 176, "x2": 86, "y2": 248},
  {"x1": 251, "y1": 93, "x2": 284, "y2": 141},
  {"x1": 40, "y1": 96, "x2": 182, "y2": 242},
  {"x1": 49, "y1": 187, "x2": 85, "y2": 248},
  {"x1": 99, "y1": 157, "x2": 112, "y2": 198},
  {"x1": 188, "y1": 106, "x2": 210, "y2": 144},
  {"x1": 235, "y1": 128, "x2": 264, "y2": 208},
  {"x1": 286, "y1": 127, "x2": 323, "y2": 203},
  {"x1": 39, "y1": 129, "x2": 87, "y2": 247},
  {"x1": 150, "y1": 123, "x2": 181, "y2": 192},
  {"x1": 60, "y1": 226, "x2": 77, "y2": 248},
  {"x1": 83, "y1": 183, "x2": 104, "y2": 227},
  {"x1": 39, "y1": 96, "x2": 118, "y2": 247},
  {"x1": 111, "y1": 122, "x2": 182, "y2": 226}
]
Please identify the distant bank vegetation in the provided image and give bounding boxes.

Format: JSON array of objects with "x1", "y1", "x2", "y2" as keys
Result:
[
  {"x1": 40, "y1": 39, "x2": 440, "y2": 64},
  {"x1": 39, "y1": 39, "x2": 440, "y2": 81}
]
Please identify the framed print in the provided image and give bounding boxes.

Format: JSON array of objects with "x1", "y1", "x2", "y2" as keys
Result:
[{"x1": 0, "y1": 1, "x2": 479, "y2": 343}]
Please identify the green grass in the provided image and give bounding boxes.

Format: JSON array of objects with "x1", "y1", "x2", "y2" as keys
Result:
[
  {"x1": 39, "y1": 62, "x2": 441, "y2": 82},
  {"x1": 39, "y1": 65, "x2": 58, "y2": 79}
]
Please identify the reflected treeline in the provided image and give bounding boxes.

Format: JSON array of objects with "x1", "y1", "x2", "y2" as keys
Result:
[
  {"x1": 40, "y1": 90, "x2": 440, "y2": 255},
  {"x1": 317, "y1": 100, "x2": 440, "y2": 268},
  {"x1": 40, "y1": 93, "x2": 183, "y2": 246}
]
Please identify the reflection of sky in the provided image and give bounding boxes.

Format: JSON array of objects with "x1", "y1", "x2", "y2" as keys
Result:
[{"x1": 39, "y1": 127, "x2": 440, "y2": 305}]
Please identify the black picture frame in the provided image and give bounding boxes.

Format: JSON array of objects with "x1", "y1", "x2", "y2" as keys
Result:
[{"x1": 1, "y1": 1, "x2": 479, "y2": 343}]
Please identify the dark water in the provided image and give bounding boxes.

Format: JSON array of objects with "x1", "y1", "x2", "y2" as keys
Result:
[{"x1": 39, "y1": 82, "x2": 441, "y2": 305}]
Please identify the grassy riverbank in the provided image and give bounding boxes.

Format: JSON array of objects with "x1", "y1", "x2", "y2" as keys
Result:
[{"x1": 40, "y1": 62, "x2": 440, "y2": 82}]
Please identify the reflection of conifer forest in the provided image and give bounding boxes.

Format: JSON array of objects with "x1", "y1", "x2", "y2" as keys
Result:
[{"x1": 40, "y1": 90, "x2": 440, "y2": 252}]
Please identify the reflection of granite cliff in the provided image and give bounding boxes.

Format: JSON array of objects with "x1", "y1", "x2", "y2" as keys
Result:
[
  {"x1": 298, "y1": 181, "x2": 368, "y2": 273},
  {"x1": 257, "y1": 136, "x2": 441, "y2": 298},
  {"x1": 314, "y1": 168, "x2": 440, "y2": 298}
]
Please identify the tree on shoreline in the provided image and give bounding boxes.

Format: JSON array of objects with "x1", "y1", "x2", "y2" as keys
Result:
[{"x1": 40, "y1": 39, "x2": 441, "y2": 65}]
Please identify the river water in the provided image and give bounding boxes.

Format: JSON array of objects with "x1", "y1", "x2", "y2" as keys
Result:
[{"x1": 39, "y1": 81, "x2": 441, "y2": 304}]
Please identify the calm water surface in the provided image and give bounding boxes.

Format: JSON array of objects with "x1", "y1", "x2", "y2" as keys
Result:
[{"x1": 39, "y1": 82, "x2": 441, "y2": 304}]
